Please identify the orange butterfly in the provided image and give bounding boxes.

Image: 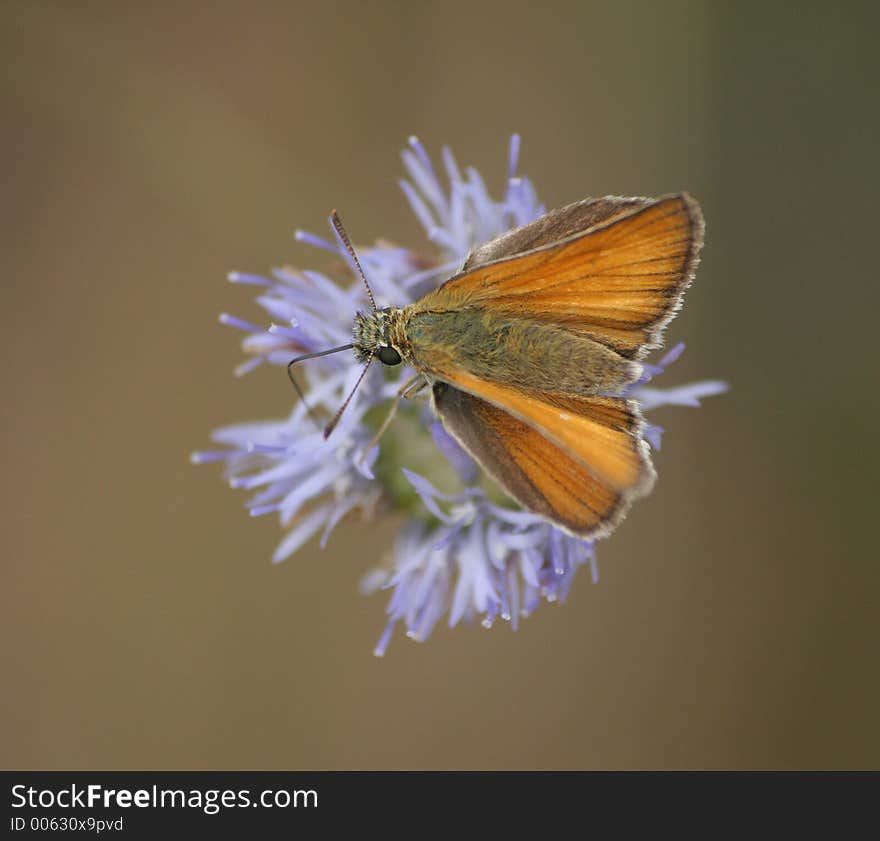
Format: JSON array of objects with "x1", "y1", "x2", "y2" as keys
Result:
[{"x1": 291, "y1": 194, "x2": 703, "y2": 540}]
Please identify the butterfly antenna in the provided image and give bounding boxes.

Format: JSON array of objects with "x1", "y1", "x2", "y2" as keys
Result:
[
  {"x1": 324, "y1": 357, "x2": 373, "y2": 439},
  {"x1": 286, "y1": 344, "x2": 354, "y2": 429},
  {"x1": 331, "y1": 210, "x2": 377, "y2": 312}
]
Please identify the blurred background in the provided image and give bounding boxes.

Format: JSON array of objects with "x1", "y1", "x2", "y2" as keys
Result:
[{"x1": 3, "y1": 1, "x2": 878, "y2": 769}]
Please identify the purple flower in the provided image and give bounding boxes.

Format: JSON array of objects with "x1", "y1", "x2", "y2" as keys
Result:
[{"x1": 192, "y1": 136, "x2": 727, "y2": 655}]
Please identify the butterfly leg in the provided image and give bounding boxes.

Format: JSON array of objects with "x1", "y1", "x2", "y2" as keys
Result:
[
  {"x1": 358, "y1": 373, "x2": 426, "y2": 464},
  {"x1": 401, "y1": 376, "x2": 429, "y2": 401}
]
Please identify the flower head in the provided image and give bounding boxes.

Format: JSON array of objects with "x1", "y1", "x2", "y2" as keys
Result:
[{"x1": 193, "y1": 136, "x2": 727, "y2": 655}]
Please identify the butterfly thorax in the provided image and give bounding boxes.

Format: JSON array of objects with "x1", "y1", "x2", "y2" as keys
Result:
[{"x1": 352, "y1": 307, "x2": 413, "y2": 365}]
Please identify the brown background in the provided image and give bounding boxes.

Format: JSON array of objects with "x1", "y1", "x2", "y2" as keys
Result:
[{"x1": 3, "y1": 1, "x2": 878, "y2": 769}]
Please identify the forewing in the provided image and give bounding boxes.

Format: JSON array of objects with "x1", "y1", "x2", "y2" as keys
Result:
[
  {"x1": 435, "y1": 367, "x2": 654, "y2": 496},
  {"x1": 434, "y1": 382, "x2": 651, "y2": 539},
  {"x1": 418, "y1": 194, "x2": 703, "y2": 359},
  {"x1": 462, "y1": 196, "x2": 652, "y2": 270}
]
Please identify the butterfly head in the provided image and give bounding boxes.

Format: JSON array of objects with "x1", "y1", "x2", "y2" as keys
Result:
[{"x1": 352, "y1": 307, "x2": 407, "y2": 366}]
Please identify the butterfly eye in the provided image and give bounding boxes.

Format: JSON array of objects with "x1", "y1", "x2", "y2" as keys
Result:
[{"x1": 377, "y1": 346, "x2": 402, "y2": 366}]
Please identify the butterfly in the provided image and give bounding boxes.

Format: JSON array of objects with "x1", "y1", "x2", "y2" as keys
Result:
[{"x1": 290, "y1": 193, "x2": 704, "y2": 540}]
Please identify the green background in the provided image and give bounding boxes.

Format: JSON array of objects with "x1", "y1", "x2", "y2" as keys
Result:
[{"x1": 3, "y1": 1, "x2": 878, "y2": 768}]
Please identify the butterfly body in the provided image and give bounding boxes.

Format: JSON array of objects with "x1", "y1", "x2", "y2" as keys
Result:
[
  {"x1": 347, "y1": 193, "x2": 704, "y2": 540},
  {"x1": 404, "y1": 309, "x2": 640, "y2": 396}
]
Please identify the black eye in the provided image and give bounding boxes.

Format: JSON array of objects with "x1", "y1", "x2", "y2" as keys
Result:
[{"x1": 377, "y1": 346, "x2": 402, "y2": 366}]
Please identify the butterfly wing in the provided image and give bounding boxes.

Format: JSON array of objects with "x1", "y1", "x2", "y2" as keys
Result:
[
  {"x1": 416, "y1": 193, "x2": 703, "y2": 359},
  {"x1": 410, "y1": 193, "x2": 702, "y2": 536},
  {"x1": 433, "y1": 367, "x2": 653, "y2": 493},
  {"x1": 461, "y1": 195, "x2": 653, "y2": 270},
  {"x1": 433, "y1": 381, "x2": 652, "y2": 539}
]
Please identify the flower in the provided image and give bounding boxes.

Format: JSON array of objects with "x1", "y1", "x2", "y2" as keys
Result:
[{"x1": 192, "y1": 136, "x2": 728, "y2": 655}]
